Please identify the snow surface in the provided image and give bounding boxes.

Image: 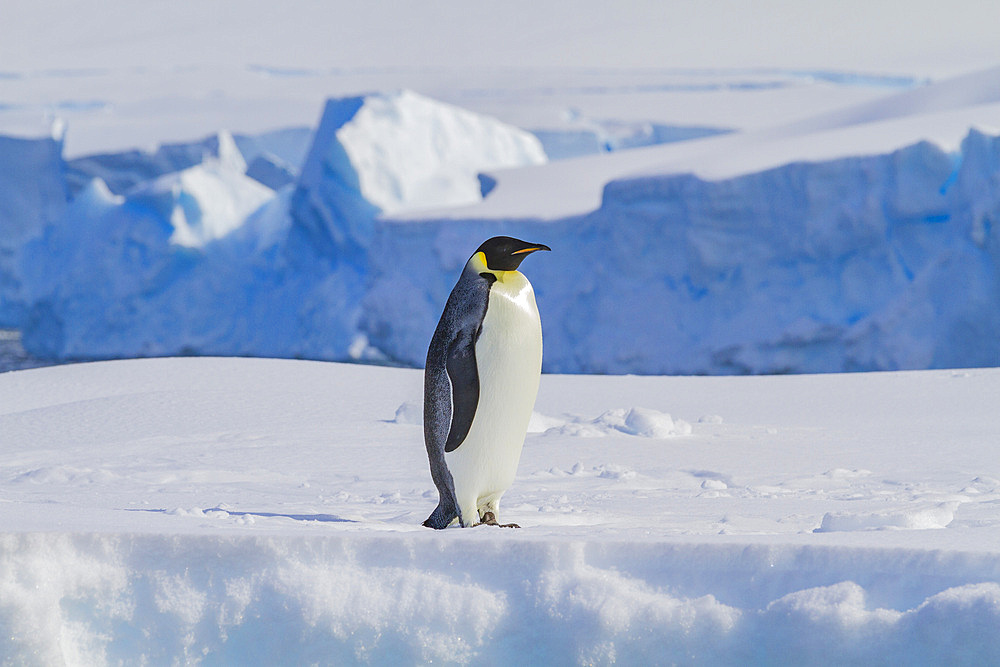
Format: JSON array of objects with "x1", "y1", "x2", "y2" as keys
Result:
[{"x1": 2, "y1": 357, "x2": 1000, "y2": 663}]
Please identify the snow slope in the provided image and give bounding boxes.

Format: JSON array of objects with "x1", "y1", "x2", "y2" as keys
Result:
[{"x1": 1, "y1": 357, "x2": 999, "y2": 663}]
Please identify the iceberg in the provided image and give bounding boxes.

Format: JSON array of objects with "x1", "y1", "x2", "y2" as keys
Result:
[
  {"x1": 289, "y1": 90, "x2": 546, "y2": 257},
  {"x1": 364, "y1": 130, "x2": 1000, "y2": 374},
  {"x1": 65, "y1": 128, "x2": 314, "y2": 198},
  {"x1": 302, "y1": 90, "x2": 546, "y2": 216},
  {"x1": 128, "y1": 160, "x2": 274, "y2": 249},
  {"x1": 12, "y1": 89, "x2": 1000, "y2": 375},
  {"x1": 18, "y1": 91, "x2": 548, "y2": 364}
]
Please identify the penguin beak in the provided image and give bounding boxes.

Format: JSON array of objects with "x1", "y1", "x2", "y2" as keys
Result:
[{"x1": 511, "y1": 244, "x2": 551, "y2": 255}]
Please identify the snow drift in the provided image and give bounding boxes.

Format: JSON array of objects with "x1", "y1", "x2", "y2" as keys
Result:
[{"x1": 3, "y1": 533, "x2": 1000, "y2": 665}]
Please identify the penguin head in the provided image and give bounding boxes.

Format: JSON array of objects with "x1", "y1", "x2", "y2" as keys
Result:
[{"x1": 470, "y1": 236, "x2": 551, "y2": 275}]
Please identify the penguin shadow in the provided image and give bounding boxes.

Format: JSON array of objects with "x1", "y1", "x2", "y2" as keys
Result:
[{"x1": 127, "y1": 507, "x2": 356, "y2": 523}]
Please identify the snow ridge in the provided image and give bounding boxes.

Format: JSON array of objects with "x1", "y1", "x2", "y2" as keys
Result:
[{"x1": 1, "y1": 534, "x2": 999, "y2": 664}]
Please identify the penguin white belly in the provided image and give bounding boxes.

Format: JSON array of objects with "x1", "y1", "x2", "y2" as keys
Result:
[{"x1": 445, "y1": 271, "x2": 542, "y2": 525}]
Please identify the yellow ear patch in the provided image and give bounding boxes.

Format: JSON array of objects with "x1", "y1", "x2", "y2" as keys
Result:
[
  {"x1": 468, "y1": 251, "x2": 508, "y2": 281},
  {"x1": 469, "y1": 251, "x2": 490, "y2": 273}
]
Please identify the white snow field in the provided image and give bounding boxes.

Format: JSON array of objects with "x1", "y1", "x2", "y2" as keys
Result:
[{"x1": 1, "y1": 357, "x2": 1000, "y2": 663}]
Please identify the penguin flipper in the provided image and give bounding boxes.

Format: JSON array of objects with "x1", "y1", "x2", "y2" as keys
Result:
[{"x1": 444, "y1": 331, "x2": 479, "y2": 453}]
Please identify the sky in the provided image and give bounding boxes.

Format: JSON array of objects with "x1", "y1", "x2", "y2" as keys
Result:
[
  {"x1": 2, "y1": 1, "x2": 998, "y2": 75},
  {"x1": 4, "y1": 0, "x2": 999, "y2": 156}
]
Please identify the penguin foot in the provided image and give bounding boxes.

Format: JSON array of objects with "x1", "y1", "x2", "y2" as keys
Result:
[
  {"x1": 422, "y1": 505, "x2": 458, "y2": 529},
  {"x1": 476, "y1": 511, "x2": 520, "y2": 528}
]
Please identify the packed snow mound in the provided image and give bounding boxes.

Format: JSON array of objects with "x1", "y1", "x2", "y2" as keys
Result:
[
  {"x1": 541, "y1": 407, "x2": 692, "y2": 438},
  {"x1": 301, "y1": 90, "x2": 546, "y2": 215},
  {"x1": 816, "y1": 502, "x2": 961, "y2": 532},
  {"x1": 391, "y1": 403, "x2": 691, "y2": 438},
  {"x1": 392, "y1": 400, "x2": 422, "y2": 425}
]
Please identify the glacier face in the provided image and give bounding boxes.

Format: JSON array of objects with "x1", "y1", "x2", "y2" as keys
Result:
[
  {"x1": 8, "y1": 91, "x2": 1000, "y2": 374},
  {"x1": 364, "y1": 131, "x2": 1000, "y2": 374},
  {"x1": 14, "y1": 91, "x2": 549, "y2": 365},
  {"x1": 0, "y1": 132, "x2": 68, "y2": 327}
]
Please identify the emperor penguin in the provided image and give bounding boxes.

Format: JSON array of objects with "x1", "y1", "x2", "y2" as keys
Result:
[{"x1": 422, "y1": 236, "x2": 550, "y2": 529}]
